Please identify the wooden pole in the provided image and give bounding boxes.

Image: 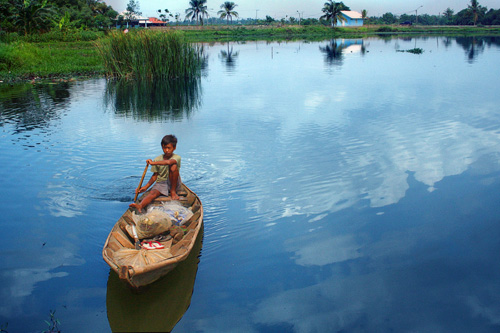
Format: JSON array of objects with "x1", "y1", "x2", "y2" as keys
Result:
[{"x1": 134, "y1": 163, "x2": 149, "y2": 202}]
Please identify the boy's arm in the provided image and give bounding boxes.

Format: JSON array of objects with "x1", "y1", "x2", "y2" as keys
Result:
[
  {"x1": 137, "y1": 173, "x2": 158, "y2": 193},
  {"x1": 148, "y1": 158, "x2": 177, "y2": 166}
]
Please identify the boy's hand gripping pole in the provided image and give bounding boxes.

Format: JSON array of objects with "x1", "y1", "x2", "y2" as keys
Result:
[{"x1": 134, "y1": 163, "x2": 149, "y2": 202}]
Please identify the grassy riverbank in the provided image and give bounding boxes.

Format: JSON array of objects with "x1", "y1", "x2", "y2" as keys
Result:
[
  {"x1": 177, "y1": 24, "x2": 500, "y2": 42},
  {"x1": 0, "y1": 41, "x2": 103, "y2": 81},
  {"x1": 1, "y1": 25, "x2": 499, "y2": 82}
]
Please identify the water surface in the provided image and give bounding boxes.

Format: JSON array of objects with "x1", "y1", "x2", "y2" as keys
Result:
[{"x1": 1, "y1": 36, "x2": 500, "y2": 332}]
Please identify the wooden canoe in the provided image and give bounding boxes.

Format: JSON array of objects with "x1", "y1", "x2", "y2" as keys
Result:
[
  {"x1": 106, "y1": 222, "x2": 203, "y2": 331},
  {"x1": 102, "y1": 183, "x2": 203, "y2": 289}
]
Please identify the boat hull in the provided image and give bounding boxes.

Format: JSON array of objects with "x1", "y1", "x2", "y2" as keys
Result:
[{"x1": 102, "y1": 184, "x2": 203, "y2": 288}]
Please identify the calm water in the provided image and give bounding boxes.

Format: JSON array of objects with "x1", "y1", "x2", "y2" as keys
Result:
[{"x1": 1, "y1": 36, "x2": 500, "y2": 332}]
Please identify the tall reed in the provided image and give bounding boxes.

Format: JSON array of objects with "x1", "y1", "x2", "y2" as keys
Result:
[{"x1": 95, "y1": 30, "x2": 203, "y2": 80}]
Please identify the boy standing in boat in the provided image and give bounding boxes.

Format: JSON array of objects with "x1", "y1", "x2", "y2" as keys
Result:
[{"x1": 129, "y1": 134, "x2": 181, "y2": 213}]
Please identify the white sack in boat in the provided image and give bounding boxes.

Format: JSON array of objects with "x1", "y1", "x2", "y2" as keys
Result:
[
  {"x1": 132, "y1": 208, "x2": 172, "y2": 239},
  {"x1": 160, "y1": 201, "x2": 193, "y2": 225}
]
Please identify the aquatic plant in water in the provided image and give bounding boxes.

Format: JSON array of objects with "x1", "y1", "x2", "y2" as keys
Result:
[
  {"x1": 42, "y1": 310, "x2": 61, "y2": 333},
  {"x1": 95, "y1": 30, "x2": 203, "y2": 80},
  {"x1": 396, "y1": 47, "x2": 424, "y2": 54},
  {"x1": 406, "y1": 47, "x2": 423, "y2": 54}
]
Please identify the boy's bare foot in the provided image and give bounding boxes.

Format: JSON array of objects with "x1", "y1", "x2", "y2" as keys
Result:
[
  {"x1": 129, "y1": 203, "x2": 143, "y2": 213},
  {"x1": 170, "y1": 191, "x2": 179, "y2": 200}
]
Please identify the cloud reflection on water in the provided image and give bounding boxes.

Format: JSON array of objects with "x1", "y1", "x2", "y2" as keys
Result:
[
  {"x1": 0, "y1": 246, "x2": 85, "y2": 318},
  {"x1": 245, "y1": 104, "x2": 500, "y2": 222},
  {"x1": 252, "y1": 168, "x2": 500, "y2": 331}
]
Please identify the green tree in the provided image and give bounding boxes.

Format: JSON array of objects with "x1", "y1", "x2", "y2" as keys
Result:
[
  {"x1": 468, "y1": 0, "x2": 480, "y2": 25},
  {"x1": 53, "y1": 10, "x2": 70, "y2": 30},
  {"x1": 483, "y1": 8, "x2": 500, "y2": 25},
  {"x1": 443, "y1": 7, "x2": 454, "y2": 24},
  {"x1": 49, "y1": 0, "x2": 116, "y2": 30},
  {"x1": 158, "y1": 8, "x2": 172, "y2": 23},
  {"x1": 381, "y1": 12, "x2": 397, "y2": 24},
  {"x1": 185, "y1": 0, "x2": 208, "y2": 25},
  {"x1": 0, "y1": 0, "x2": 14, "y2": 30},
  {"x1": 125, "y1": 0, "x2": 141, "y2": 21},
  {"x1": 320, "y1": 0, "x2": 349, "y2": 28},
  {"x1": 361, "y1": 9, "x2": 368, "y2": 24},
  {"x1": 11, "y1": 0, "x2": 56, "y2": 35},
  {"x1": 218, "y1": 1, "x2": 238, "y2": 24}
]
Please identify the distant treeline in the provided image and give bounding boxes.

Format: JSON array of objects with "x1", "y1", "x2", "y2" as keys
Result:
[
  {"x1": 366, "y1": 7, "x2": 500, "y2": 26},
  {"x1": 0, "y1": 0, "x2": 499, "y2": 40},
  {"x1": 0, "y1": 0, "x2": 118, "y2": 35},
  {"x1": 228, "y1": 9, "x2": 500, "y2": 27}
]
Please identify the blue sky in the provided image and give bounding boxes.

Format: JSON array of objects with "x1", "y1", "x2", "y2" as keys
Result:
[{"x1": 106, "y1": 0, "x2": 498, "y2": 19}]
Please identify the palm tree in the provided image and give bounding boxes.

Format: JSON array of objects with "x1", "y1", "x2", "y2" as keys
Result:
[
  {"x1": 185, "y1": 0, "x2": 208, "y2": 26},
  {"x1": 320, "y1": 0, "x2": 348, "y2": 28},
  {"x1": 218, "y1": 1, "x2": 238, "y2": 24},
  {"x1": 468, "y1": 0, "x2": 480, "y2": 26},
  {"x1": 361, "y1": 9, "x2": 367, "y2": 23}
]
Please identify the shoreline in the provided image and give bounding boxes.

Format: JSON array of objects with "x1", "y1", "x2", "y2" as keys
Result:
[{"x1": 1, "y1": 25, "x2": 499, "y2": 83}]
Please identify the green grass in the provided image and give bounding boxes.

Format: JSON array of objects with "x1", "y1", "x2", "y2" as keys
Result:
[{"x1": 0, "y1": 41, "x2": 104, "y2": 80}]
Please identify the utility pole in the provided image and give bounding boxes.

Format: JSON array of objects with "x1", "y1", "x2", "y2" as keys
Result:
[
  {"x1": 256, "y1": 9, "x2": 259, "y2": 21},
  {"x1": 415, "y1": 5, "x2": 423, "y2": 24},
  {"x1": 296, "y1": 10, "x2": 303, "y2": 25}
]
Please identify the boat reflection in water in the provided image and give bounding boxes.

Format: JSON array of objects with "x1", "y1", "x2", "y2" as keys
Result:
[
  {"x1": 104, "y1": 77, "x2": 202, "y2": 122},
  {"x1": 106, "y1": 226, "x2": 203, "y2": 332}
]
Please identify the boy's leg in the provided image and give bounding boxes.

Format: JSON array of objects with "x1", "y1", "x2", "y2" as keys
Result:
[
  {"x1": 129, "y1": 189, "x2": 161, "y2": 213},
  {"x1": 169, "y1": 164, "x2": 180, "y2": 200}
]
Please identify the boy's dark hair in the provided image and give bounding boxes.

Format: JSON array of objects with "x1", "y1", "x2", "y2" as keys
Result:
[{"x1": 161, "y1": 134, "x2": 177, "y2": 147}]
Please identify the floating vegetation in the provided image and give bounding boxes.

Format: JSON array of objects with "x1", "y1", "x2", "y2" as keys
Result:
[
  {"x1": 95, "y1": 30, "x2": 204, "y2": 80},
  {"x1": 397, "y1": 47, "x2": 424, "y2": 54},
  {"x1": 406, "y1": 48, "x2": 423, "y2": 54}
]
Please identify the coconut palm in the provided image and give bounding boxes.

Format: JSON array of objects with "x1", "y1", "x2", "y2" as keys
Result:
[
  {"x1": 468, "y1": 0, "x2": 480, "y2": 26},
  {"x1": 218, "y1": 1, "x2": 238, "y2": 24},
  {"x1": 361, "y1": 9, "x2": 367, "y2": 23},
  {"x1": 320, "y1": 0, "x2": 348, "y2": 28},
  {"x1": 185, "y1": 0, "x2": 208, "y2": 26}
]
